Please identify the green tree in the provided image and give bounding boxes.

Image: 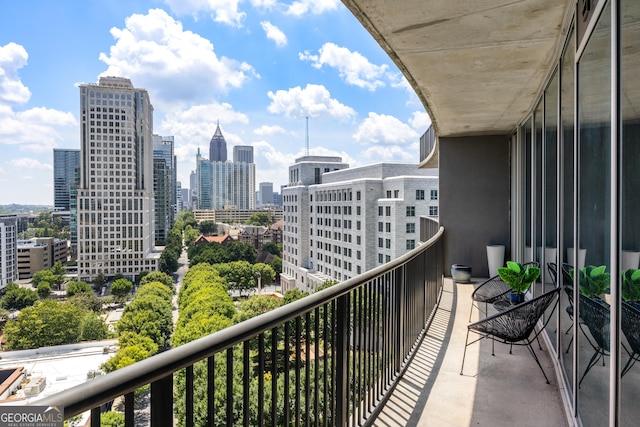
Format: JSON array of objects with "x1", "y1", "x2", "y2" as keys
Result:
[
  {"x1": 3, "y1": 300, "x2": 83, "y2": 349},
  {"x1": 37, "y1": 282, "x2": 51, "y2": 299},
  {"x1": 198, "y1": 220, "x2": 218, "y2": 236},
  {"x1": 1, "y1": 283, "x2": 39, "y2": 310},
  {"x1": 31, "y1": 269, "x2": 56, "y2": 288},
  {"x1": 110, "y1": 278, "x2": 133, "y2": 301},
  {"x1": 262, "y1": 242, "x2": 280, "y2": 255},
  {"x1": 50, "y1": 261, "x2": 67, "y2": 289},
  {"x1": 282, "y1": 288, "x2": 309, "y2": 305},
  {"x1": 80, "y1": 312, "x2": 108, "y2": 341},
  {"x1": 213, "y1": 261, "x2": 255, "y2": 296},
  {"x1": 66, "y1": 281, "x2": 94, "y2": 297},
  {"x1": 253, "y1": 263, "x2": 276, "y2": 287},
  {"x1": 234, "y1": 294, "x2": 282, "y2": 323},
  {"x1": 226, "y1": 241, "x2": 256, "y2": 264},
  {"x1": 68, "y1": 292, "x2": 103, "y2": 313},
  {"x1": 99, "y1": 411, "x2": 125, "y2": 427},
  {"x1": 93, "y1": 273, "x2": 106, "y2": 289},
  {"x1": 139, "y1": 271, "x2": 174, "y2": 291},
  {"x1": 183, "y1": 225, "x2": 199, "y2": 248},
  {"x1": 245, "y1": 212, "x2": 273, "y2": 226},
  {"x1": 268, "y1": 256, "x2": 282, "y2": 276}
]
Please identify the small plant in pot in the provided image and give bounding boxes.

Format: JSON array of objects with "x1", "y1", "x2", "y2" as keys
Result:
[
  {"x1": 622, "y1": 268, "x2": 640, "y2": 309},
  {"x1": 570, "y1": 265, "x2": 610, "y2": 299},
  {"x1": 497, "y1": 261, "x2": 541, "y2": 305}
]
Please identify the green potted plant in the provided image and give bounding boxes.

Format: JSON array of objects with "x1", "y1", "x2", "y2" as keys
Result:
[
  {"x1": 622, "y1": 268, "x2": 640, "y2": 309},
  {"x1": 497, "y1": 261, "x2": 541, "y2": 304},
  {"x1": 571, "y1": 265, "x2": 610, "y2": 299}
]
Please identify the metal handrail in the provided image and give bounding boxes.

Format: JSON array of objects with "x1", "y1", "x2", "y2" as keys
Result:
[{"x1": 37, "y1": 225, "x2": 445, "y2": 426}]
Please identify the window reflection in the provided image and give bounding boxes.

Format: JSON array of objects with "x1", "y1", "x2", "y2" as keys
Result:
[
  {"x1": 620, "y1": 0, "x2": 640, "y2": 424},
  {"x1": 577, "y1": 2, "x2": 611, "y2": 425}
]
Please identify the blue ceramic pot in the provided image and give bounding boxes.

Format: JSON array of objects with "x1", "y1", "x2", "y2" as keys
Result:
[
  {"x1": 451, "y1": 264, "x2": 472, "y2": 283},
  {"x1": 510, "y1": 291, "x2": 525, "y2": 305}
]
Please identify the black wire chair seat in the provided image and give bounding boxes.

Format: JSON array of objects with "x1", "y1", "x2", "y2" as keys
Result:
[
  {"x1": 469, "y1": 261, "x2": 540, "y2": 322},
  {"x1": 552, "y1": 262, "x2": 578, "y2": 353},
  {"x1": 460, "y1": 287, "x2": 560, "y2": 383},
  {"x1": 469, "y1": 275, "x2": 510, "y2": 321},
  {"x1": 578, "y1": 294, "x2": 610, "y2": 387},
  {"x1": 621, "y1": 302, "x2": 640, "y2": 377}
]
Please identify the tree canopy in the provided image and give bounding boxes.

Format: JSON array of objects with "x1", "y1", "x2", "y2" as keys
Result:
[
  {"x1": 1, "y1": 283, "x2": 39, "y2": 310},
  {"x1": 245, "y1": 212, "x2": 274, "y2": 227},
  {"x1": 3, "y1": 300, "x2": 84, "y2": 349}
]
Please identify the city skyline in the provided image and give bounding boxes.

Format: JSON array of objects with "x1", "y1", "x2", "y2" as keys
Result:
[{"x1": 0, "y1": 0, "x2": 430, "y2": 205}]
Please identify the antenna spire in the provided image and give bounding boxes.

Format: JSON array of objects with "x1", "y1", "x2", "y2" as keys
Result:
[{"x1": 305, "y1": 116, "x2": 309, "y2": 156}]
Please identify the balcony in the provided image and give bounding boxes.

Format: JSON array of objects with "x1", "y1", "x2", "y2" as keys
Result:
[{"x1": 34, "y1": 222, "x2": 567, "y2": 426}]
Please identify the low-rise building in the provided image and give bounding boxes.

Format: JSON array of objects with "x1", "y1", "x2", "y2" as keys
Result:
[{"x1": 17, "y1": 237, "x2": 69, "y2": 279}]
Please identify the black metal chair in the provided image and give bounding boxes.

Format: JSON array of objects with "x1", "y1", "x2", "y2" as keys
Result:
[
  {"x1": 621, "y1": 302, "x2": 640, "y2": 377},
  {"x1": 469, "y1": 261, "x2": 540, "y2": 322},
  {"x1": 577, "y1": 294, "x2": 610, "y2": 387},
  {"x1": 559, "y1": 263, "x2": 577, "y2": 353},
  {"x1": 460, "y1": 287, "x2": 560, "y2": 383},
  {"x1": 469, "y1": 274, "x2": 510, "y2": 321}
]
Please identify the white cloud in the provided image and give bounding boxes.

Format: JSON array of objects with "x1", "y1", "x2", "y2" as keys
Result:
[
  {"x1": 409, "y1": 110, "x2": 431, "y2": 130},
  {"x1": 253, "y1": 125, "x2": 286, "y2": 136},
  {"x1": 0, "y1": 42, "x2": 31, "y2": 105},
  {"x1": 267, "y1": 84, "x2": 356, "y2": 120},
  {"x1": 98, "y1": 9, "x2": 255, "y2": 107},
  {"x1": 261, "y1": 21, "x2": 287, "y2": 47},
  {"x1": 0, "y1": 106, "x2": 77, "y2": 153},
  {"x1": 286, "y1": 0, "x2": 341, "y2": 16},
  {"x1": 163, "y1": 0, "x2": 246, "y2": 27},
  {"x1": 300, "y1": 43, "x2": 387, "y2": 91},
  {"x1": 252, "y1": 140, "x2": 355, "y2": 189},
  {"x1": 10, "y1": 157, "x2": 53, "y2": 170},
  {"x1": 157, "y1": 102, "x2": 249, "y2": 163},
  {"x1": 360, "y1": 144, "x2": 415, "y2": 162},
  {"x1": 353, "y1": 112, "x2": 419, "y2": 145},
  {"x1": 250, "y1": 0, "x2": 277, "y2": 9}
]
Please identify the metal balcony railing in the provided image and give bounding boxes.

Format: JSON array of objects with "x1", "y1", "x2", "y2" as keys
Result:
[{"x1": 36, "y1": 223, "x2": 444, "y2": 427}]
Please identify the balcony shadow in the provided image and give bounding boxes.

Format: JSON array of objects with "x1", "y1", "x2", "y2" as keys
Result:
[{"x1": 373, "y1": 278, "x2": 568, "y2": 426}]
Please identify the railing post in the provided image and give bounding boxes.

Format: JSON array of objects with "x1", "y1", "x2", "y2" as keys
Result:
[
  {"x1": 395, "y1": 268, "x2": 405, "y2": 371},
  {"x1": 151, "y1": 374, "x2": 173, "y2": 426},
  {"x1": 335, "y1": 293, "x2": 349, "y2": 426}
]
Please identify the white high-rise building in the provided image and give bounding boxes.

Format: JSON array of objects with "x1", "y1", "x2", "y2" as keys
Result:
[
  {"x1": 280, "y1": 156, "x2": 349, "y2": 291},
  {"x1": 77, "y1": 77, "x2": 160, "y2": 281},
  {"x1": 0, "y1": 215, "x2": 18, "y2": 290},
  {"x1": 281, "y1": 161, "x2": 438, "y2": 293}
]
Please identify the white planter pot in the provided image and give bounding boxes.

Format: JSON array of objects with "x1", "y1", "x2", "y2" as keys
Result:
[
  {"x1": 544, "y1": 247, "x2": 557, "y2": 282},
  {"x1": 622, "y1": 251, "x2": 640, "y2": 271},
  {"x1": 487, "y1": 245, "x2": 505, "y2": 278},
  {"x1": 567, "y1": 248, "x2": 587, "y2": 270}
]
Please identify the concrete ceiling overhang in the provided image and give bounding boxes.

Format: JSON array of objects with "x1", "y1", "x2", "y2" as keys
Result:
[{"x1": 341, "y1": 0, "x2": 572, "y2": 138}]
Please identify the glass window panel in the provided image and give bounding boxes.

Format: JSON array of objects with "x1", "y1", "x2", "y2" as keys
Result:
[
  {"x1": 620, "y1": 0, "x2": 640, "y2": 424},
  {"x1": 577, "y1": 3, "x2": 611, "y2": 424},
  {"x1": 560, "y1": 24, "x2": 576, "y2": 396}
]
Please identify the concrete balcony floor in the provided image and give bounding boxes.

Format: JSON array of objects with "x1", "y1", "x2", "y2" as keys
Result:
[{"x1": 374, "y1": 278, "x2": 569, "y2": 426}]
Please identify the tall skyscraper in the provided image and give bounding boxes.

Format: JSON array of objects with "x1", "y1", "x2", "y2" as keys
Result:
[
  {"x1": 197, "y1": 125, "x2": 255, "y2": 210},
  {"x1": 189, "y1": 170, "x2": 197, "y2": 209},
  {"x1": 209, "y1": 122, "x2": 227, "y2": 162},
  {"x1": 77, "y1": 76, "x2": 160, "y2": 281},
  {"x1": 53, "y1": 149, "x2": 80, "y2": 211},
  {"x1": 233, "y1": 145, "x2": 254, "y2": 163},
  {"x1": 258, "y1": 182, "x2": 273, "y2": 206},
  {"x1": 153, "y1": 135, "x2": 177, "y2": 243},
  {"x1": 0, "y1": 215, "x2": 18, "y2": 290}
]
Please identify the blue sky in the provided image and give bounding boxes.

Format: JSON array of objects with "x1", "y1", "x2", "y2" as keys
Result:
[{"x1": 0, "y1": 0, "x2": 430, "y2": 205}]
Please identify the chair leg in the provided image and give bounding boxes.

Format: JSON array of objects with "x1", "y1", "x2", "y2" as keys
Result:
[
  {"x1": 579, "y1": 350, "x2": 604, "y2": 387},
  {"x1": 524, "y1": 340, "x2": 551, "y2": 384},
  {"x1": 565, "y1": 335, "x2": 573, "y2": 353},
  {"x1": 621, "y1": 353, "x2": 639, "y2": 377},
  {"x1": 460, "y1": 329, "x2": 471, "y2": 376}
]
